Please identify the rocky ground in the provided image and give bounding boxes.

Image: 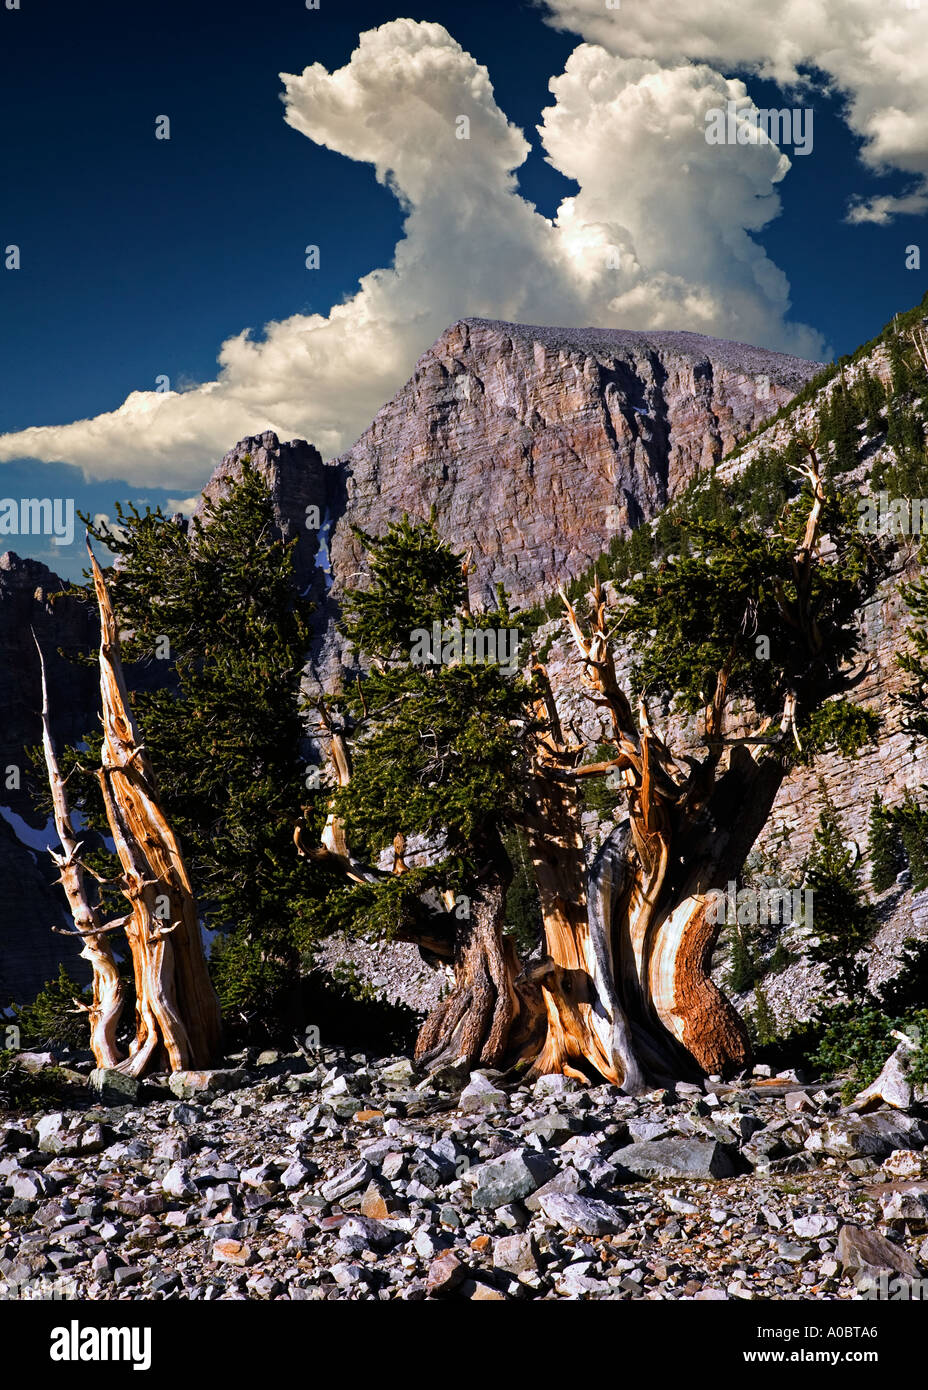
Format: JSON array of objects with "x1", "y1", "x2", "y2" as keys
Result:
[{"x1": 2, "y1": 1050, "x2": 927, "y2": 1302}]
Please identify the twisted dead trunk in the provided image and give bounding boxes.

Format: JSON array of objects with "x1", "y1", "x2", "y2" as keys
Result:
[
  {"x1": 34, "y1": 633, "x2": 125, "y2": 1069},
  {"x1": 516, "y1": 581, "x2": 781, "y2": 1092},
  {"x1": 87, "y1": 545, "x2": 221, "y2": 1074}
]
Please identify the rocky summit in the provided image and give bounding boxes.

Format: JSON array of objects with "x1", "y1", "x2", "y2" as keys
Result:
[
  {"x1": 327, "y1": 318, "x2": 822, "y2": 610},
  {"x1": 3, "y1": 1050, "x2": 927, "y2": 1302}
]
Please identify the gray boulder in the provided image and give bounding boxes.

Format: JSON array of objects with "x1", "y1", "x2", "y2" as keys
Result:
[
  {"x1": 537, "y1": 1193, "x2": 627, "y2": 1236},
  {"x1": 612, "y1": 1138, "x2": 736, "y2": 1180}
]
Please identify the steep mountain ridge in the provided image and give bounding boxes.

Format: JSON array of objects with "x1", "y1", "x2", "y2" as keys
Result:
[{"x1": 327, "y1": 317, "x2": 822, "y2": 614}]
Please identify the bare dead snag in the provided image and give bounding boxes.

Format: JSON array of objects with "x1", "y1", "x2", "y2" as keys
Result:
[
  {"x1": 87, "y1": 542, "x2": 221, "y2": 1075},
  {"x1": 910, "y1": 326, "x2": 928, "y2": 378},
  {"x1": 34, "y1": 632, "x2": 125, "y2": 1069},
  {"x1": 315, "y1": 699, "x2": 352, "y2": 859}
]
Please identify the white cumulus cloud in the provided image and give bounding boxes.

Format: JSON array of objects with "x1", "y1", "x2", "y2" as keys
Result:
[
  {"x1": 542, "y1": 0, "x2": 928, "y2": 222},
  {"x1": 0, "y1": 18, "x2": 826, "y2": 489}
]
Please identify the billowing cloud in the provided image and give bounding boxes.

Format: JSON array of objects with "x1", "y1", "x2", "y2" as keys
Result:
[
  {"x1": 542, "y1": 0, "x2": 928, "y2": 222},
  {"x1": 0, "y1": 18, "x2": 825, "y2": 488},
  {"x1": 539, "y1": 52, "x2": 799, "y2": 335}
]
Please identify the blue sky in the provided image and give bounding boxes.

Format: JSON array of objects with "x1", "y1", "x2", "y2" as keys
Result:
[{"x1": 1, "y1": 0, "x2": 926, "y2": 578}]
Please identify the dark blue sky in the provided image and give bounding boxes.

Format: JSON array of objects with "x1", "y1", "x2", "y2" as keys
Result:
[{"x1": 1, "y1": 0, "x2": 925, "y2": 577}]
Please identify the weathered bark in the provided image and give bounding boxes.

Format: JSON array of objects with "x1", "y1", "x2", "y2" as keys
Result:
[
  {"x1": 522, "y1": 768, "x2": 642, "y2": 1087},
  {"x1": 34, "y1": 633, "x2": 126, "y2": 1068},
  {"x1": 414, "y1": 879, "x2": 527, "y2": 1073},
  {"x1": 87, "y1": 544, "x2": 221, "y2": 1074},
  {"x1": 516, "y1": 573, "x2": 795, "y2": 1092},
  {"x1": 302, "y1": 706, "x2": 539, "y2": 1074},
  {"x1": 516, "y1": 451, "x2": 831, "y2": 1090}
]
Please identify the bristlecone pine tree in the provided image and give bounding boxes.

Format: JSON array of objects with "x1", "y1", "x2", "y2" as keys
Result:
[
  {"x1": 300, "y1": 443, "x2": 878, "y2": 1092},
  {"x1": 36, "y1": 542, "x2": 221, "y2": 1075}
]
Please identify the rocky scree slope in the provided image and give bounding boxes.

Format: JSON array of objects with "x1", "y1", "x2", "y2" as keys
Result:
[{"x1": 2, "y1": 1049, "x2": 928, "y2": 1301}]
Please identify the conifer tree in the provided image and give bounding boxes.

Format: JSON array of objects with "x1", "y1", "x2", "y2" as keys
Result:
[
  {"x1": 803, "y1": 790, "x2": 876, "y2": 1000},
  {"x1": 750, "y1": 981, "x2": 778, "y2": 1047},
  {"x1": 895, "y1": 792, "x2": 928, "y2": 893},
  {"x1": 868, "y1": 792, "x2": 905, "y2": 892}
]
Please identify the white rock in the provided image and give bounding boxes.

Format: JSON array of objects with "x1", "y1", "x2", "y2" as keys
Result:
[{"x1": 162, "y1": 1165, "x2": 197, "y2": 1199}]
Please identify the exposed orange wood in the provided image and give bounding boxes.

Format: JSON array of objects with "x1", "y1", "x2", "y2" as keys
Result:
[{"x1": 87, "y1": 543, "x2": 221, "y2": 1074}]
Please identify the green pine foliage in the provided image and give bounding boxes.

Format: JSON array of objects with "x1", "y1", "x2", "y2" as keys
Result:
[
  {"x1": 716, "y1": 290, "x2": 928, "y2": 471},
  {"x1": 899, "y1": 566, "x2": 928, "y2": 743},
  {"x1": 767, "y1": 939, "x2": 796, "y2": 975},
  {"x1": 614, "y1": 483, "x2": 872, "y2": 730},
  {"x1": 893, "y1": 792, "x2": 928, "y2": 892},
  {"x1": 747, "y1": 982, "x2": 778, "y2": 1046},
  {"x1": 0, "y1": 1052, "x2": 84, "y2": 1114},
  {"x1": 317, "y1": 516, "x2": 537, "y2": 945},
  {"x1": 798, "y1": 699, "x2": 880, "y2": 760},
  {"x1": 13, "y1": 965, "x2": 92, "y2": 1051},
  {"x1": 340, "y1": 512, "x2": 469, "y2": 663},
  {"x1": 819, "y1": 376, "x2": 863, "y2": 475},
  {"x1": 725, "y1": 922, "x2": 760, "y2": 995},
  {"x1": 802, "y1": 790, "x2": 877, "y2": 1000},
  {"x1": 810, "y1": 1002, "x2": 901, "y2": 1099},
  {"x1": 868, "y1": 793, "x2": 905, "y2": 892},
  {"x1": 857, "y1": 368, "x2": 886, "y2": 439}
]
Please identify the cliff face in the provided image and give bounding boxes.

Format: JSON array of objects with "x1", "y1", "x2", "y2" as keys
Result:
[
  {"x1": 196, "y1": 431, "x2": 328, "y2": 597},
  {"x1": 327, "y1": 318, "x2": 822, "y2": 611}
]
